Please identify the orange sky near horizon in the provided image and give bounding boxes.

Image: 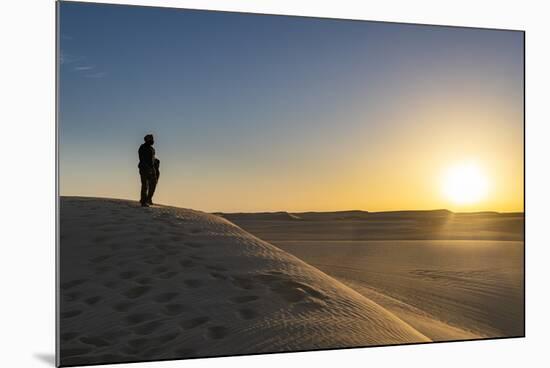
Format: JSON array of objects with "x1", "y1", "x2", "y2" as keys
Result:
[{"x1": 62, "y1": 89, "x2": 524, "y2": 213}]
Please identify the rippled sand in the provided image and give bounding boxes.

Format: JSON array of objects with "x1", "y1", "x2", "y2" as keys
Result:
[{"x1": 59, "y1": 197, "x2": 428, "y2": 366}]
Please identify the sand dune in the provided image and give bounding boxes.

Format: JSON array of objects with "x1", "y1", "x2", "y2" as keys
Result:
[
  {"x1": 275, "y1": 240, "x2": 524, "y2": 341},
  {"x1": 225, "y1": 213, "x2": 524, "y2": 341},
  {"x1": 59, "y1": 197, "x2": 429, "y2": 366}
]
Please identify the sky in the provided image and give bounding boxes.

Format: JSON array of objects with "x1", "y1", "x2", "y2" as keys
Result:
[{"x1": 58, "y1": 2, "x2": 524, "y2": 213}]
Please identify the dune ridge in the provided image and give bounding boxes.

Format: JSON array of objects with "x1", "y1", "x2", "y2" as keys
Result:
[
  {"x1": 223, "y1": 209, "x2": 524, "y2": 241},
  {"x1": 59, "y1": 197, "x2": 429, "y2": 366}
]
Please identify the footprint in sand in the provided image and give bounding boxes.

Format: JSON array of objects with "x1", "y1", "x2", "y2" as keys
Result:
[
  {"x1": 230, "y1": 276, "x2": 255, "y2": 290},
  {"x1": 272, "y1": 280, "x2": 328, "y2": 303},
  {"x1": 174, "y1": 347, "x2": 197, "y2": 356},
  {"x1": 139, "y1": 346, "x2": 164, "y2": 357},
  {"x1": 90, "y1": 254, "x2": 111, "y2": 264},
  {"x1": 231, "y1": 295, "x2": 259, "y2": 304},
  {"x1": 99, "y1": 329, "x2": 131, "y2": 341},
  {"x1": 60, "y1": 332, "x2": 79, "y2": 342},
  {"x1": 99, "y1": 226, "x2": 117, "y2": 233},
  {"x1": 151, "y1": 266, "x2": 169, "y2": 275},
  {"x1": 210, "y1": 272, "x2": 227, "y2": 280},
  {"x1": 123, "y1": 286, "x2": 151, "y2": 299},
  {"x1": 109, "y1": 243, "x2": 123, "y2": 251},
  {"x1": 183, "y1": 279, "x2": 203, "y2": 288},
  {"x1": 121, "y1": 346, "x2": 140, "y2": 356},
  {"x1": 61, "y1": 347, "x2": 92, "y2": 357},
  {"x1": 61, "y1": 279, "x2": 88, "y2": 290},
  {"x1": 98, "y1": 353, "x2": 126, "y2": 362},
  {"x1": 271, "y1": 285, "x2": 308, "y2": 303},
  {"x1": 253, "y1": 273, "x2": 281, "y2": 283},
  {"x1": 63, "y1": 291, "x2": 81, "y2": 302},
  {"x1": 157, "y1": 331, "x2": 179, "y2": 343},
  {"x1": 153, "y1": 292, "x2": 178, "y2": 303},
  {"x1": 84, "y1": 296, "x2": 102, "y2": 305},
  {"x1": 253, "y1": 272, "x2": 328, "y2": 303},
  {"x1": 116, "y1": 260, "x2": 129, "y2": 267},
  {"x1": 238, "y1": 308, "x2": 258, "y2": 320},
  {"x1": 79, "y1": 336, "x2": 110, "y2": 347},
  {"x1": 179, "y1": 259, "x2": 196, "y2": 268},
  {"x1": 119, "y1": 270, "x2": 139, "y2": 280},
  {"x1": 103, "y1": 280, "x2": 119, "y2": 289},
  {"x1": 156, "y1": 244, "x2": 181, "y2": 255},
  {"x1": 135, "y1": 277, "x2": 153, "y2": 285},
  {"x1": 61, "y1": 310, "x2": 83, "y2": 319},
  {"x1": 126, "y1": 312, "x2": 157, "y2": 325},
  {"x1": 143, "y1": 255, "x2": 166, "y2": 265},
  {"x1": 159, "y1": 271, "x2": 178, "y2": 279},
  {"x1": 133, "y1": 320, "x2": 164, "y2": 335},
  {"x1": 179, "y1": 316, "x2": 209, "y2": 330},
  {"x1": 206, "y1": 264, "x2": 227, "y2": 272},
  {"x1": 127, "y1": 337, "x2": 149, "y2": 349},
  {"x1": 94, "y1": 265, "x2": 112, "y2": 274},
  {"x1": 186, "y1": 242, "x2": 204, "y2": 249},
  {"x1": 113, "y1": 301, "x2": 134, "y2": 312},
  {"x1": 92, "y1": 235, "x2": 108, "y2": 244},
  {"x1": 207, "y1": 326, "x2": 228, "y2": 340},
  {"x1": 170, "y1": 235, "x2": 184, "y2": 242},
  {"x1": 162, "y1": 303, "x2": 186, "y2": 316}
]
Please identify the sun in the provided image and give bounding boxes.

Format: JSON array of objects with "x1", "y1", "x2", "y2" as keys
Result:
[{"x1": 442, "y1": 162, "x2": 489, "y2": 205}]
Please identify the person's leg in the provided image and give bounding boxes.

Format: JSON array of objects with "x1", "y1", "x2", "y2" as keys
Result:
[
  {"x1": 146, "y1": 175, "x2": 157, "y2": 205},
  {"x1": 140, "y1": 171, "x2": 148, "y2": 205}
]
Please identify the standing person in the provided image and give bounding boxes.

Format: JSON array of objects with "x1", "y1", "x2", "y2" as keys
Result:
[{"x1": 138, "y1": 134, "x2": 157, "y2": 207}]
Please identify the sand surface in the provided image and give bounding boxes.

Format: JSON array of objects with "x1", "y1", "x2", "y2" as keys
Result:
[
  {"x1": 224, "y1": 212, "x2": 525, "y2": 341},
  {"x1": 274, "y1": 240, "x2": 524, "y2": 340},
  {"x1": 59, "y1": 197, "x2": 429, "y2": 366}
]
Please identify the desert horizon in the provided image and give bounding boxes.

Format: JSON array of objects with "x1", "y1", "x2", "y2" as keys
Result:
[
  {"x1": 58, "y1": 195, "x2": 525, "y2": 215},
  {"x1": 217, "y1": 208, "x2": 525, "y2": 216}
]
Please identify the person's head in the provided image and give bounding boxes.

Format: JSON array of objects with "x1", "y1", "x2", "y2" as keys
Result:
[{"x1": 144, "y1": 134, "x2": 154, "y2": 145}]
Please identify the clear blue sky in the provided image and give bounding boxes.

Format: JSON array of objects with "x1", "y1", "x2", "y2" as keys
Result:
[{"x1": 59, "y1": 2, "x2": 523, "y2": 212}]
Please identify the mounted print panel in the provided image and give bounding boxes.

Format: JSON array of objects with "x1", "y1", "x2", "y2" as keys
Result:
[{"x1": 57, "y1": 1, "x2": 525, "y2": 366}]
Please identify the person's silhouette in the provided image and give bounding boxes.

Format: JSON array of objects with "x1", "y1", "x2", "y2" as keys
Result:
[{"x1": 138, "y1": 134, "x2": 158, "y2": 207}]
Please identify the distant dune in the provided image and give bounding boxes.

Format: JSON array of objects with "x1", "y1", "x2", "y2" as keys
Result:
[
  {"x1": 217, "y1": 211, "x2": 303, "y2": 221},
  {"x1": 292, "y1": 210, "x2": 373, "y2": 221},
  {"x1": 59, "y1": 197, "x2": 429, "y2": 366},
  {"x1": 222, "y1": 209, "x2": 524, "y2": 241}
]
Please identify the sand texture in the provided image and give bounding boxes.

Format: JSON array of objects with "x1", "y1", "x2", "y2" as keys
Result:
[
  {"x1": 59, "y1": 197, "x2": 429, "y2": 366},
  {"x1": 224, "y1": 211, "x2": 524, "y2": 341}
]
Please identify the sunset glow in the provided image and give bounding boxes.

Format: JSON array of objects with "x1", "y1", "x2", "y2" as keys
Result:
[{"x1": 442, "y1": 162, "x2": 489, "y2": 206}]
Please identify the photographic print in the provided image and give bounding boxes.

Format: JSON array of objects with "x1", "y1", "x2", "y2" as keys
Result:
[{"x1": 57, "y1": 1, "x2": 524, "y2": 366}]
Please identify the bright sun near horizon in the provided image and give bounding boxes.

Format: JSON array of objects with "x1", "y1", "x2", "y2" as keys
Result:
[{"x1": 442, "y1": 162, "x2": 489, "y2": 206}]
